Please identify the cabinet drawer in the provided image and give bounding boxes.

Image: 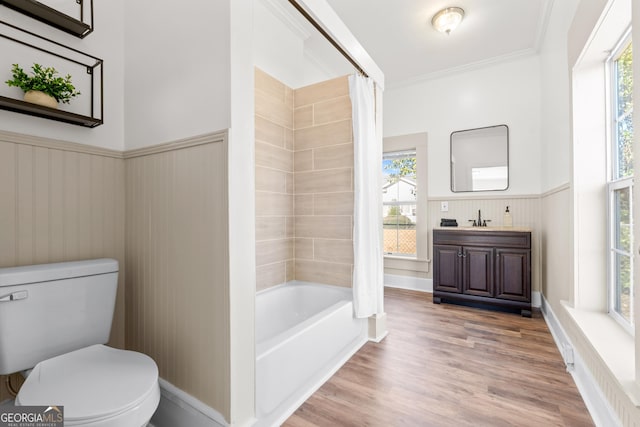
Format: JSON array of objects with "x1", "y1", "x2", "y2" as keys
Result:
[{"x1": 433, "y1": 229, "x2": 530, "y2": 249}]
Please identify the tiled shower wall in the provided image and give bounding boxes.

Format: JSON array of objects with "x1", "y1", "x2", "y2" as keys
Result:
[
  {"x1": 255, "y1": 69, "x2": 295, "y2": 290},
  {"x1": 255, "y1": 70, "x2": 354, "y2": 290},
  {"x1": 293, "y1": 76, "x2": 354, "y2": 287}
]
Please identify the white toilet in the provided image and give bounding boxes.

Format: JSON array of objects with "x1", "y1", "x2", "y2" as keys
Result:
[{"x1": 0, "y1": 259, "x2": 160, "y2": 427}]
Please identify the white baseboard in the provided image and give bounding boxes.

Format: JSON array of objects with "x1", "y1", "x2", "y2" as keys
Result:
[
  {"x1": 532, "y1": 291, "x2": 541, "y2": 308},
  {"x1": 384, "y1": 274, "x2": 432, "y2": 292},
  {"x1": 540, "y1": 296, "x2": 621, "y2": 427},
  {"x1": 151, "y1": 378, "x2": 231, "y2": 427}
]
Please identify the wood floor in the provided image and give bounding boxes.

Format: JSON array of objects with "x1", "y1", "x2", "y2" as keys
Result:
[{"x1": 284, "y1": 288, "x2": 593, "y2": 427}]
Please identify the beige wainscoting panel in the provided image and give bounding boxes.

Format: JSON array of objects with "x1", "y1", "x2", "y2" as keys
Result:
[
  {"x1": 124, "y1": 133, "x2": 230, "y2": 418},
  {"x1": 0, "y1": 130, "x2": 125, "y2": 401}
]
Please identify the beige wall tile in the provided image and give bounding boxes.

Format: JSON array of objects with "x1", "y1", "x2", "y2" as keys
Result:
[
  {"x1": 256, "y1": 239, "x2": 294, "y2": 266},
  {"x1": 286, "y1": 260, "x2": 295, "y2": 282},
  {"x1": 295, "y1": 259, "x2": 352, "y2": 287},
  {"x1": 313, "y1": 143, "x2": 354, "y2": 170},
  {"x1": 295, "y1": 75, "x2": 349, "y2": 107},
  {"x1": 286, "y1": 172, "x2": 294, "y2": 194},
  {"x1": 284, "y1": 128, "x2": 294, "y2": 151},
  {"x1": 285, "y1": 87, "x2": 294, "y2": 109},
  {"x1": 256, "y1": 166, "x2": 286, "y2": 193},
  {"x1": 314, "y1": 239, "x2": 354, "y2": 264},
  {"x1": 295, "y1": 168, "x2": 352, "y2": 194},
  {"x1": 295, "y1": 238, "x2": 314, "y2": 260},
  {"x1": 256, "y1": 116, "x2": 285, "y2": 148},
  {"x1": 256, "y1": 141, "x2": 293, "y2": 172},
  {"x1": 286, "y1": 216, "x2": 295, "y2": 238},
  {"x1": 257, "y1": 262, "x2": 286, "y2": 290},
  {"x1": 256, "y1": 90, "x2": 293, "y2": 129},
  {"x1": 295, "y1": 216, "x2": 351, "y2": 239},
  {"x1": 294, "y1": 105, "x2": 313, "y2": 129},
  {"x1": 256, "y1": 217, "x2": 286, "y2": 241},
  {"x1": 255, "y1": 68, "x2": 285, "y2": 103},
  {"x1": 294, "y1": 195, "x2": 313, "y2": 215},
  {"x1": 314, "y1": 96, "x2": 352, "y2": 125},
  {"x1": 294, "y1": 150, "x2": 313, "y2": 172},
  {"x1": 256, "y1": 192, "x2": 293, "y2": 216},
  {"x1": 314, "y1": 192, "x2": 354, "y2": 215},
  {"x1": 295, "y1": 120, "x2": 352, "y2": 151}
]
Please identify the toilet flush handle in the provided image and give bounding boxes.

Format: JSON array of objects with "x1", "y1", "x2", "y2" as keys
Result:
[{"x1": 0, "y1": 290, "x2": 28, "y2": 302}]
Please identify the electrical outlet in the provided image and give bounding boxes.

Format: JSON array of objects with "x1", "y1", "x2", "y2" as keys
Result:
[{"x1": 441, "y1": 201, "x2": 449, "y2": 212}]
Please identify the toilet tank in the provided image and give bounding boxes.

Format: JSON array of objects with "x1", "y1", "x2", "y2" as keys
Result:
[{"x1": 0, "y1": 259, "x2": 119, "y2": 375}]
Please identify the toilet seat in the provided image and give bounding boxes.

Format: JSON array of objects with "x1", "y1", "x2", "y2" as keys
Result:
[{"x1": 16, "y1": 344, "x2": 160, "y2": 426}]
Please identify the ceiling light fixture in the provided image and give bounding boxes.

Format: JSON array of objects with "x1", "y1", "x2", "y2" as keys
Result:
[{"x1": 431, "y1": 7, "x2": 465, "y2": 35}]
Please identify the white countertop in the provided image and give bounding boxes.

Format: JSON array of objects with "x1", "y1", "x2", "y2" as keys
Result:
[{"x1": 434, "y1": 226, "x2": 532, "y2": 232}]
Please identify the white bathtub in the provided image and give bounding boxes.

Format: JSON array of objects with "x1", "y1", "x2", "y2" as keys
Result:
[{"x1": 255, "y1": 281, "x2": 367, "y2": 426}]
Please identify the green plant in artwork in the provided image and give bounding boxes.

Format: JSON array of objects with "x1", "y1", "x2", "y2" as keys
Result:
[{"x1": 5, "y1": 63, "x2": 80, "y2": 104}]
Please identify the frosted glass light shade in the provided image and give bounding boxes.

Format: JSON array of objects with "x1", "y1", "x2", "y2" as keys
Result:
[{"x1": 432, "y1": 7, "x2": 465, "y2": 34}]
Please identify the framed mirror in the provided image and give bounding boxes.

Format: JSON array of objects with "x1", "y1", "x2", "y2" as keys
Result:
[{"x1": 450, "y1": 124, "x2": 509, "y2": 192}]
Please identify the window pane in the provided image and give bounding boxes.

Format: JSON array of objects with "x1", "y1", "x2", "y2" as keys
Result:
[
  {"x1": 614, "y1": 252, "x2": 632, "y2": 323},
  {"x1": 614, "y1": 186, "x2": 632, "y2": 252},
  {"x1": 609, "y1": 40, "x2": 634, "y2": 329},
  {"x1": 616, "y1": 111, "x2": 634, "y2": 178},
  {"x1": 383, "y1": 204, "x2": 416, "y2": 256},
  {"x1": 616, "y1": 42, "x2": 633, "y2": 116},
  {"x1": 614, "y1": 42, "x2": 633, "y2": 179},
  {"x1": 382, "y1": 150, "x2": 417, "y2": 257},
  {"x1": 382, "y1": 151, "x2": 417, "y2": 203}
]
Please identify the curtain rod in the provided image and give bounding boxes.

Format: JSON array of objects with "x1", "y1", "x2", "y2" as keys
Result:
[{"x1": 287, "y1": 0, "x2": 369, "y2": 78}]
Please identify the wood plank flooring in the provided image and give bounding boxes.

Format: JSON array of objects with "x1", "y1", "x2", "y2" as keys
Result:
[{"x1": 284, "y1": 288, "x2": 593, "y2": 427}]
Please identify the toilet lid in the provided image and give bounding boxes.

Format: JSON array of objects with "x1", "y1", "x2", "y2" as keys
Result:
[{"x1": 16, "y1": 344, "x2": 158, "y2": 422}]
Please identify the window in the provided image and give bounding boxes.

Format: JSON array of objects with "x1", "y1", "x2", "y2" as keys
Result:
[
  {"x1": 382, "y1": 150, "x2": 417, "y2": 257},
  {"x1": 607, "y1": 36, "x2": 633, "y2": 331}
]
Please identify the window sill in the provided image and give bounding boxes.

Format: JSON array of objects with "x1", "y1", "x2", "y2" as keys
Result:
[
  {"x1": 383, "y1": 255, "x2": 428, "y2": 262},
  {"x1": 562, "y1": 301, "x2": 640, "y2": 406}
]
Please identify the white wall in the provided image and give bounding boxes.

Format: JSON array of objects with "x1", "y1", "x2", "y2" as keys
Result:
[
  {"x1": 123, "y1": 0, "x2": 231, "y2": 150},
  {"x1": 253, "y1": 0, "x2": 352, "y2": 89},
  {"x1": 0, "y1": 0, "x2": 125, "y2": 150},
  {"x1": 539, "y1": 0, "x2": 579, "y2": 192},
  {"x1": 384, "y1": 55, "x2": 542, "y2": 197}
]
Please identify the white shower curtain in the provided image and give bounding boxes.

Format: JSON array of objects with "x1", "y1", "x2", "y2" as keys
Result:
[{"x1": 349, "y1": 74, "x2": 384, "y2": 319}]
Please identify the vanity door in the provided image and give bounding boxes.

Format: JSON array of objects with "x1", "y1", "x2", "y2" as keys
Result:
[
  {"x1": 495, "y1": 248, "x2": 530, "y2": 302},
  {"x1": 462, "y1": 246, "x2": 494, "y2": 297},
  {"x1": 433, "y1": 244, "x2": 462, "y2": 293}
]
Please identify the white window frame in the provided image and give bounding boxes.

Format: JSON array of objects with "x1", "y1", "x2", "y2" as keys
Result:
[{"x1": 606, "y1": 31, "x2": 634, "y2": 334}]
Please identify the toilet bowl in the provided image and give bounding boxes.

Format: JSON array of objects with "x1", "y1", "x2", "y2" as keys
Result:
[
  {"x1": 0, "y1": 259, "x2": 161, "y2": 427},
  {"x1": 16, "y1": 345, "x2": 160, "y2": 427}
]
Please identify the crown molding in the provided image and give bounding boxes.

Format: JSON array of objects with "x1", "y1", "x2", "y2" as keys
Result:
[
  {"x1": 534, "y1": 0, "x2": 555, "y2": 52},
  {"x1": 387, "y1": 47, "x2": 538, "y2": 90}
]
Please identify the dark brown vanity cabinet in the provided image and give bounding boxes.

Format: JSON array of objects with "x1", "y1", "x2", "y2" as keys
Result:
[{"x1": 433, "y1": 229, "x2": 531, "y2": 317}]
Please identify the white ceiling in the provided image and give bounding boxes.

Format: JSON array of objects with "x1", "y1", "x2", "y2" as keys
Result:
[{"x1": 324, "y1": 0, "x2": 552, "y2": 87}]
